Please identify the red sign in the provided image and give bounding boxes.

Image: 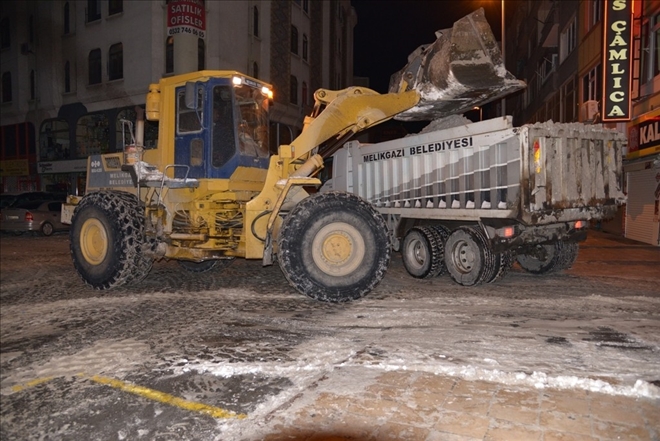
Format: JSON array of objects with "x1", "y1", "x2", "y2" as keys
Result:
[{"x1": 167, "y1": 0, "x2": 206, "y2": 39}]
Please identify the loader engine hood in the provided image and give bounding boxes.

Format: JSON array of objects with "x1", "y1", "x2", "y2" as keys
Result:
[{"x1": 389, "y1": 8, "x2": 526, "y2": 121}]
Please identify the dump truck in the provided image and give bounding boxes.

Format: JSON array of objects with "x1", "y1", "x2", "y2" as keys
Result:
[
  {"x1": 62, "y1": 8, "x2": 585, "y2": 302},
  {"x1": 323, "y1": 116, "x2": 626, "y2": 286}
]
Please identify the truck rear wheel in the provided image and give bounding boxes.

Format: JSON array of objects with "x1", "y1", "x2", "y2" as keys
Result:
[
  {"x1": 444, "y1": 226, "x2": 496, "y2": 286},
  {"x1": 70, "y1": 191, "x2": 153, "y2": 289},
  {"x1": 402, "y1": 227, "x2": 444, "y2": 279},
  {"x1": 516, "y1": 241, "x2": 579, "y2": 274},
  {"x1": 432, "y1": 225, "x2": 451, "y2": 277},
  {"x1": 278, "y1": 192, "x2": 390, "y2": 303},
  {"x1": 486, "y1": 250, "x2": 514, "y2": 283}
]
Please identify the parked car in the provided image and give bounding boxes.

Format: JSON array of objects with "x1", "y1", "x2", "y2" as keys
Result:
[
  {"x1": 0, "y1": 200, "x2": 69, "y2": 236},
  {"x1": 0, "y1": 192, "x2": 64, "y2": 209}
]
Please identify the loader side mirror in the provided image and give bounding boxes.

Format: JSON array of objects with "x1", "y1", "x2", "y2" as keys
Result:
[{"x1": 185, "y1": 82, "x2": 199, "y2": 110}]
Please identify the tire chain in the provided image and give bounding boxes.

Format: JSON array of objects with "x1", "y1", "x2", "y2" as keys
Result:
[{"x1": 73, "y1": 191, "x2": 153, "y2": 289}]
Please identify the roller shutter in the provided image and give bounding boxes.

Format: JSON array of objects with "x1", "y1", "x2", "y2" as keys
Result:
[{"x1": 625, "y1": 167, "x2": 660, "y2": 246}]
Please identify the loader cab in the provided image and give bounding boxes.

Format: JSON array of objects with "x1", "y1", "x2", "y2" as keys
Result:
[{"x1": 174, "y1": 75, "x2": 271, "y2": 179}]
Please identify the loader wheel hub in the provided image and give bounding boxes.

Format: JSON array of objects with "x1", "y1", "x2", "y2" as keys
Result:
[
  {"x1": 312, "y1": 222, "x2": 365, "y2": 277},
  {"x1": 80, "y1": 218, "x2": 108, "y2": 265}
]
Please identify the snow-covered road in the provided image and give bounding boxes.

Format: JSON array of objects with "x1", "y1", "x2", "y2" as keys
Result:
[{"x1": 1, "y1": 231, "x2": 658, "y2": 440}]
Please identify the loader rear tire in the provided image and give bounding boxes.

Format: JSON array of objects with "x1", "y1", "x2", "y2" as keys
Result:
[
  {"x1": 278, "y1": 192, "x2": 390, "y2": 303},
  {"x1": 402, "y1": 227, "x2": 444, "y2": 279},
  {"x1": 70, "y1": 191, "x2": 153, "y2": 289},
  {"x1": 444, "y1": 226, "x2": 496, "y2": 286}
]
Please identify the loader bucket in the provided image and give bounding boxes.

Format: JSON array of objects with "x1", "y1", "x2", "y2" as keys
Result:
[{"x1": 389, "y1": 8, "x2": 526, "y2": 121}]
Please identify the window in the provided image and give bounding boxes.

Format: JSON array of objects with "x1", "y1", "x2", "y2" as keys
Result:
[
  {"x1": 40, "y1": 119, "x2": 71, "y2": 160},
  {"x1": 302, "y1": 34, "x2": 308, "y2": 61},
  {"x1": 212, "y1": 85, "x2": 236, "y2": 167},
  {"x1": 290, "y1": 75, "x2": 298, "y2": 104},
  {"x1": 587, "y1": 0, "x2": 602, "y2": 30},
  {"x1": 560, "y1": 18, "x2": 576, "y2": 63},
  {"x1": 641, "y1": 12, "x2": 660, "y2": 85},
  {"x1": 87, "y1": 0, "x2": 101, "y2": 22},
  {"x1": 29, "y1": 70, "x2": 35, "y2": 100},
  {"x1": 291, "y1": 25, "x2": 298, "y2": 55},
  {"x1": 302, "y1": 81, "x2": 308, "y2": 106},
  {"x1": 166, "y1": 36, "x2": 173, "y2": 74},
  {"x1": 116, "y1": 107, "x2": 158, "y2": 150},
  {"x1": 29, "y1": 16, "x2": 34, "y2": 43},
  {"x1": 108, "y1": 43, "x2": 123, "y2": 81},
  {"x1": 582, "y1": 64, "x2": 601, "y2": 102},
  {"x1": 561, "y1": 77, "x2": 577, "y2": 122},
  {"x1": 2, "y1": 72, "x2": 12, "y2": 103},
  {"x1": 63, "y1": 3, "x2": 70, "y2": 34},
  {"x1": 108, "y1": 0, "x2": 122, "y2": 16},
  {"x1": 1, "y1": 17, "x2": 10, "y2": 49},
  {"x1": 198, "y1": 38, "x2": 205, "y2": 70},
  {"x1": 88, "y1": 48, "x2": 102, "y2": 84},
  {"x1": 76, "y1": 113, "x2": 110, "y2": 156},
  {"x1": 302, "y1": 0, "x2": 309, "y2": 13},
  {"x1": 177, "y1": 88, "x2": 203, "y2": 133},
  {"x1": 64, "y1": 61, "x2": 71, "y2": 93},
  {"x1": 253, "y1": 6, "x2": 259, "y2": 37},
  {"x1": 253, "y1": 61, "x2": 259, "y2": 79},
  {"x1": 539, "y1": 54, "x2": 557, "y2": 84}
]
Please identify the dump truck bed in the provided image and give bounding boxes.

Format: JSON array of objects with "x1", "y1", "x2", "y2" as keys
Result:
[{"x1": 328, "y1": 117, "x2": 626, "y2": 226}]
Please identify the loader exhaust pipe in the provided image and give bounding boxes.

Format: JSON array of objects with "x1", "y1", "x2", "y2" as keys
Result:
[{"x1": 389, "y1": 8, "x2": 525, "y2": 121}]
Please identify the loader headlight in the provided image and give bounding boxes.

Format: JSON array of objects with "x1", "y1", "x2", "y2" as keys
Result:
[
  {"x1": 262, "y1": 86, "x2": 273, "y2": 99},
  {"x1": 232, "y1": 76, "x2": 243, "y2": 86}
]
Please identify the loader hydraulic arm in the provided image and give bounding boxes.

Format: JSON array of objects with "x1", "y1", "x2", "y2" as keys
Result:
[
  {"x1": 245, "y1": 87, "x2": 421, "y2": 263},
  {"x1": 278, "y1": 87, "x2": 421, "y2": 178}
]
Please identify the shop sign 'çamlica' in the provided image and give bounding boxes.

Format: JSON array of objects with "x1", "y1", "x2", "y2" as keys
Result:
[{"x1": 602, "y1": 0, "x2": 634, "y2": 122}]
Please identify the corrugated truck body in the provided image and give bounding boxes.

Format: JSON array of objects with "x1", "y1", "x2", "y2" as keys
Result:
[{"x1": 327, "y1": 117, "x2": 626, "y2": 285}]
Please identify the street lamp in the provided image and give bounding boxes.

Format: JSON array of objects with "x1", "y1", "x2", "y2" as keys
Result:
[{"x1": 473, "y1": 106, "x2": 483, "y2": 121}]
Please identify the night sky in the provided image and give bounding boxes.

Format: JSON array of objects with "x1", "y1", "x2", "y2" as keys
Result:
[{"x1": 351, "y1": 0, "x2": 505, "y2": 94}]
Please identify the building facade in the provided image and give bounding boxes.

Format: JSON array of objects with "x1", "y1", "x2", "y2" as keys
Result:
[
  {"x1": 504, "y1": 0, "x2": 659, "y2": 245},
  {"x1": 0, "y1": 0, "x2": 356, "y2": 195}
]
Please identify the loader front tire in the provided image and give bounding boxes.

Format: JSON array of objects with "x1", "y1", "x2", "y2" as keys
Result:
[
  {"x1": 278, "y1": 192, "x2": 390, "y2": 303},
  {"x1": 70, "y1": 191, "x2": 153, "y2": 289}
]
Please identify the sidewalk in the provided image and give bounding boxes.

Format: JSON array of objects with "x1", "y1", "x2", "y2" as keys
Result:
[{"x1": 257, "y1": 368, "x2": 659, "y2": 441}]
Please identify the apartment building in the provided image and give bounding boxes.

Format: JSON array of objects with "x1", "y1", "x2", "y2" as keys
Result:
[{"x1": 0, "y1": 0, "x2": 356, "y2": 195}]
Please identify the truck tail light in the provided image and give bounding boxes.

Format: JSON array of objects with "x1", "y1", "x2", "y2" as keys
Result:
[
  {"x1": 25, "y1": 212, "x2": 34, "y2": 222},
  {"x1": 501, "y1": 226, "x2": 515, "y2": 238}
]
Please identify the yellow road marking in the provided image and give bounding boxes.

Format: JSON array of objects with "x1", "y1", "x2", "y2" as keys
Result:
[
  {"x1": 89, "y1": 375, "x2": 247, "y2": 419},
  {"x1": 11, "y1": 376, "x2": 55, "y2": 392},
  {"x1": 11, "y1": 374, "x2": 247, "y2": 420}
]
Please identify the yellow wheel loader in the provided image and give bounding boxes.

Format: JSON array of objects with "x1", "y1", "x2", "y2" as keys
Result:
[{"x1": 63, "y1": 9, "x2": 524, "y2": 302}]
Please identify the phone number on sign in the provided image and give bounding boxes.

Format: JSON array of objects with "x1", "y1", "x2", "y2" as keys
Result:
[{"x1": 168, "y1": 27, "x2": 205, "y2": 38}]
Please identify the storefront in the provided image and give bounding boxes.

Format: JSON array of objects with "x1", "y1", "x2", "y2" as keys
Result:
[{"x1": 624, "y1": 109, "x2": 660, "y2": 246}]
